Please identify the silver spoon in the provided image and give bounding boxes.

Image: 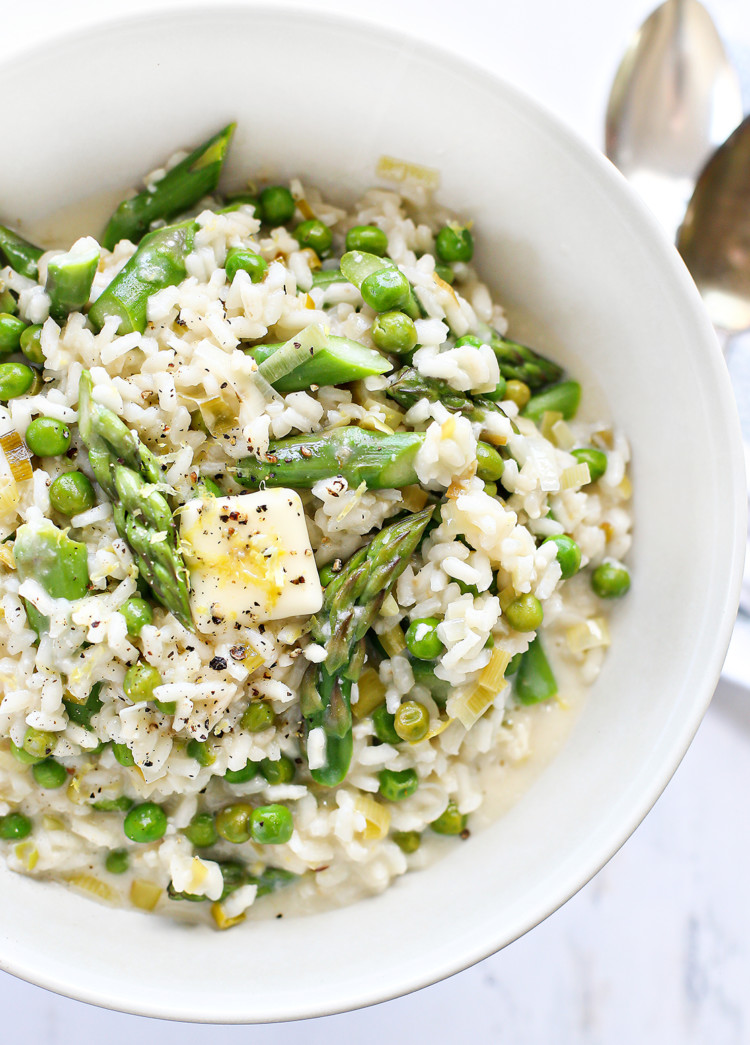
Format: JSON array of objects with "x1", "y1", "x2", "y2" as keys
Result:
[{"x1": 605, "y1": 0, "x2": 742, "y2": 242}]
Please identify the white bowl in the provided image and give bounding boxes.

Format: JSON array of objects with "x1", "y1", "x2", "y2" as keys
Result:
[{"x1": 0, "y1": 4, "x2": 744, "y2": 1023}]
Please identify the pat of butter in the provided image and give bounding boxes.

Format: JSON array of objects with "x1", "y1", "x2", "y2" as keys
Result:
[{"x1": 180, "y1": 489, "x2": 323, "y2": 633}]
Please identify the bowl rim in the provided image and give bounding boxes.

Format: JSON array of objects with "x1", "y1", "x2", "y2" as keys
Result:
[{"x1": 0, "y1": 0, "x2": 746, "y2": 1023}]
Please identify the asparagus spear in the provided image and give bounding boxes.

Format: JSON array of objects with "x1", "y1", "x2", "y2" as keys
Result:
[
  {"x1": 236, "y1": 425, "x2": 504, "y2": 490},
  {"x1": 521, "y1": 380, "x2": 581, "y2": 422},
  {"x1": 88, "y1": 219, "x2": 196, "y2": 334},
  {"x1": 245, "y1": 335, "x2": 392, "y2": 394},
  {"x1": 0, "y1": 225, "x2": 44, "y2": 280},
  {"x1": 386, "y1": 366, "x2": 504, "y2": 423},
  {"x1": 486, "y1": 332, "x2": 563, "y2": 389},
  {"x1": 514, "y1": 635, "x2": 557, "y2": 704},
  {"x1": 78, "y1": 370, "x2": 192, "y2": 628},
  {"x1": 14, "y1": 518, "x2": 90, "y2": 635},
  {"x1": 45, "y1": 238, "x2": 100, "y2": 324},
  {"x1": 102, "y1": 123, "x2": 236, "y2": 251},
  {"x1": 301, "y1": 507, "x2": 434, "y2": 786}
]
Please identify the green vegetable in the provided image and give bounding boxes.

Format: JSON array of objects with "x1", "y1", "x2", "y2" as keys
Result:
[
  {"x1": 294, "y1": 219, "x2": 332, "y2": 257},
  {"x1": 245, "y1": 334, "x2": 391, "y2": 395},
  {"x1": 0, "y1": 812, "x2": 32, "y2": 840},
  {"x1": 504, "y1": 593, "x2": 544, "y2": 632},
  {"x1": 78, "y1": 370, "x2": 192, "y2": 628},
  {"x1": 515, "y1": 635, "x2": 557, "y2": 704},
  {"x1": 571, "y1": 447, "x2": 607, "y2": 483},
  {"x1": 105, "y1": 849, "x2": 130, "y2": 874},
  {"x1": 224, "y1": 247, "x2": 268, "y2": 284},
  {"x1": 394, "y1": 700, "x2": 429, "y2": 742},
  {"x1": 372, "y1": 704, "x2": 401, "y2": 745},
  {"x1": 224, "y1": 760, "x2": 259, "y2": 784},
  {"x1": 123, "y1": 802, "x2": 168, "y2": 843},
  {"x1": 430, "y1": 801, "x2": 466, "y2": 835},
  {"x1": 216, "y1": 802, "x2": 253, "y2": 844},
  {"x1": 0, "y1": 361, "x2": 34, "y2": 400},
  {"x1": 310, "y1": 267, "x2": 346, "y2": 290},
  {"x1": 240, "y1": 701, "x2": 274, "y2": 733},
  {"x1": 260, "y1": 755, "x2": 295, "y2": 784},
  {"x1": 345, "y1": 225, "x2": 388, "y2": 255},
  {"x1": 393, "y1": 830, "x2": 421, "y2": 853},
  {"x1": 25, "y1": 417, "x2": 71, "y2": 457},
  {"x1": 591, "y1": 560, "x2": 631, "y2": 599},
  {"x1": 88, "y1": 219, "x2": 197, "y2": 335},
  {"x1": 48, "y1": 471, "x2": 96, "y2": 516},
  {"x1": 385, "y1": 368, "x2": 509, "y2": 429},
  {"x1": 93, "y1": 795, "x2": 134, "y2": 813},
  {"x1": 0, "y1": 225, "x2": 43, "y2": 279},
  {"x1": 19, "y1": 324, "x2": 44, "y2": 364},
  {"x1": 123, "y1": 662, "x2": 162, "y2": 704},
  {"x1": 63, "y1": 683, "x2": 103, "y2": 728},
  {"x1": 112, "y1": 742, "x2": 135, "y2": 767},
  {"x1": 340, "y1": 250, "x2": 421, "y2": 319},
  {"x1": 378, "y1": 768, "x2": 419, "y2": 802},
  {"x1": 119, "y1": 597, "x2": 153, "y2": 637},
  {"x1": 522, "y1": 380, "x2": 581, "y2": 422},
  {"x1": 435, "y1": 223, "x2": 473, "y2": 263},
  {"x1": 300, "y1": 508, "x2": 433, "y2": 786},
  {"x1": 0, "y1": 313, "x2": 26, "y2": 355},
  {"x1": 476, "y1": 442, "x2": 505, "y2": 483},
  {"x1": 361, "y1": 267, "x2": 410, "y2": 312},
  {"x1": 435, "y1": 263, "x2": 455, "y2": 284},
  {"x1": 32, "y1": 758, "x2": 67, "y2": 789},
  {"x1": 14, "y1": 518, "x2": 90, "y2": 635},
  {"x1": 187, "y1": 739, "x2": 216, "y2": 766},
  {"x1": 410, "y1": 659, "x2": 450, "y2": 703},
  {"x1": 183, "y1": 812, "x2": 218, "y2": 848},
  {"x1": 405, "y1": 617, "x2": 444, "y2": 661},
  {"x1": 259, "y1": 186, "x2": 295, "y2": 226},
  {"x1": 543, "y1": 534, "x2": 581, "y2": 579},
  {"x1": 103, "y1": 124, "x2": 235, "y2": 250},
  {"x1": 45, "y1": 240, "x2": 100, "y2": 324},
  {"x1": 371, "y1": 311, "x2": 418, "y2": 354},
  {"x1": 250, "y1": 804, "x2": 293, "y2": 845}
]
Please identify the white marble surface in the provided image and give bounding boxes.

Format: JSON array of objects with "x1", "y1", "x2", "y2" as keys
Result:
[{"x1": 1, "y1": 1, "x2": 749, "y2": 1040}]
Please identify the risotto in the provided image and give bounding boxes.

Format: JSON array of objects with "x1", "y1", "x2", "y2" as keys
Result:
[{"x1": 0, "y1": 124, "x2": 632, "y2": 928}]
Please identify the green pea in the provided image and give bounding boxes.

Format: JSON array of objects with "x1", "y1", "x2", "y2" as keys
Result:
[
  {"x1": 360, "y1": 268, "x2": 410, "y2": 312},
  {"x1": 0, "y1": 289, "x2": 17, "y2": 315},
  {"x1": 378, "y1": 768, "x2": 419, "y2": 802},
  {"x1": 483, "y1": 481, "x2": 497, "y2": 498},
  {"x1": 187, "y1": 739, "x2": 216, "y2": 767},
  {"x1": 571, "y1": 448, "x2": 608, "y2": 483},
  {"x1": 505, "y1": 379, "x2": 531, "y2": 409},
  {"x1": 19, "y1": 324, "x2": 44, "y2": 364},
  {"x1": 215, "y1": 802, "x2": 253, "y2": 844},
  {"x1": 504, "y1": 593, "x2": 544, "y2": 632},
  {"x1": 93, "y1": 795, "x2": 134, "y2": 812},
  {"x1": 476, "y1": 441, "x2": 505, "y2": 482},
  {"x1": 119, "y1": 597, "x2": 153, "y2": 638},
  {"x1": 543, "y1": 534, "x2": 582, "y2": 579},
  {"x1": 455, "y1": 335, "x2": 483, "y2": 348},
  {"x1": 394, "y1": 700, "x2": 429, "y2": 743},
  {"x1": 260, "y1": 755, "x2": 295, "y2": 785},
  {"x1": 410, "y1": 660, "x2": 450, "y2": 704},
  {"x1": 23, "y1": 727, "x2": 56, "y2": 760},
  {"x1": 32, "y1": 758, "x2": 67, "y2": 789},
  {"x1": 371, "y1": 310, "x2": 418, "y2": 354},
  {"x1": 224, "y1": 759, "x2": 259, "y2": 784},
  {"x1": 105, "y1": 849, "x2": 130, "y2": 874},
  {"x1": 224, "y1": 247, "x2": 268, "y2": 284},
  {"x1": 372, "y1": 704, "x2": 401, "y2": 745},
  {"x1": 435, "y1": 224, "x2": 474, "y2": 263},
  {"x1": 123, "y1": 802, "x2": 168, "y2": 843},
  {"x1": 484, "y1": 376, "x2": 508, "y2": 403},
  {"x1": 153, "y1": 700, "x2": 176, "y2": 716},
  {"x1": 259, "y1": 185, "x2": 295, "y2": 226},
  {"x1": 0, "y1": 812, "x2": 32, "y2": 840},
  {"x1": 24, "y1": 416, "x2": 71, "y2": 457},
  {"x1": 591, "y1": 560, "x2": 631, "y2": 599},
  {"x1": 318, "y1": 563, "x2": 340, "y2": 586},
  {"x1": 183, "y1": 812, "x2": 218, "y2": 848},
  {"x1": 48, "y1": 471, "x2": 96, "y2": 516},
  {"x1": 0, "y1": 313, "x2": 26, "y2": 355},
  {"x1": 241, "y1": 701, "x2": 274, "y2": 733},
  {"x1": 123, "y1": 662, "x2": 162, "y2": 704},
  {"x1": 294, "y1": 219, "x2": 333, "y2": 258},
  {"x1": 405, "y1": 617, "x2": 444, "y2": 661},
  {"x1": 0, "y1": 361, "x2": 34, "y2": 400},
  {"x1": 430, "y1": 800, "x2": 467, "y2": 835},
  {"x1": 393, "y1": 830, "x2": 421, "y2": 853},
  {"x1": 250, "y1": 804, "x2": 293, "y2": 845},
  {"x1": 345, "y1": 225, "x2": 388, "y2": 256},
  {"x1": 10, "y1": 740, "x2": 41, "y2": 765},
  {"x1": 112, "y1": 742, "x2": 135, "y2": 767},
  {"x1": 434, "y1": 263, "x2": 455, "y2": 285}
]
